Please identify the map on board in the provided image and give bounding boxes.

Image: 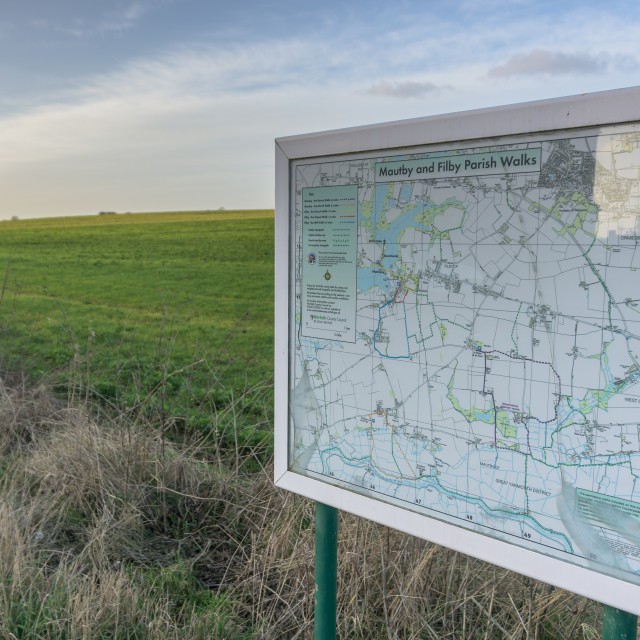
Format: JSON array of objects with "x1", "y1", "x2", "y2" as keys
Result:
[{"x1": 289, "y1": 125, "x2": 640, "y2": 584}]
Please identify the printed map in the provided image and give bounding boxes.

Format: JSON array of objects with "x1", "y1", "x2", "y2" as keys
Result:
[{"x1": 290, "y1": 126, "x2": 640, "y2": 583}]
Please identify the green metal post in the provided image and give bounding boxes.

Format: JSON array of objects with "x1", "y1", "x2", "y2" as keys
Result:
[
  {"x1": 315, "y1": 501, "x2": 338, "y2": 640},
  {"x1": 603, "y1": 605, "x2": 638, "y2": 640}
]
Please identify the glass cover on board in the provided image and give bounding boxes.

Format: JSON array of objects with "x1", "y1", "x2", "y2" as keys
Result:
[{"x1": 288, "y1": 124, "x2": 640, "y2": 586}]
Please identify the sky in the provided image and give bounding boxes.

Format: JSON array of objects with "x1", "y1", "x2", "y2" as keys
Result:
[{"x1": 1, "y1": 0, "x2": 639, "y2": 219}]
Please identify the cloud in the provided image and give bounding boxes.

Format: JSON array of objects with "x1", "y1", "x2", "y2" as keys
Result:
[
  {"x1": 610, "y1": 53, "x2": 640, "y2": 71},
  {"x1": 94, "y1": 0, "x2": 171, "y2": 35},
  {"x1": 0, "y1": 37, "x2": 382, "y2": 216},
  {"x1": 38, "y1": 0, "x2": 166, "y2": 39},
  {"x1": 366, "y1": 80, "x2": 444, "y2": 99},
  {"x1": 3, "y1": 4, "x2": 640, "y2": 218},
  {"x1": 488, "y1": 49, "x2": 606, "y2": 77}
]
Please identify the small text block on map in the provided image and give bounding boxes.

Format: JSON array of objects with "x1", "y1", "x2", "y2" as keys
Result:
[{"x1": 301, "y1": 186, "x2": 357, "y2": 342}]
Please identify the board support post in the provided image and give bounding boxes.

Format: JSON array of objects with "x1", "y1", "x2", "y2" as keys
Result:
[
  {"x1": 314, "y1": 501, "x2": 338, "y2": 640},
  {"x1": 603, "y1": 605, "x2": 638, "y2": 640}
]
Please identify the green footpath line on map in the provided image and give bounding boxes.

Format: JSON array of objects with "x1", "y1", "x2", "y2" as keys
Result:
[{"x1": 375, "y1": 149, "x2": 541, "y2": 182}]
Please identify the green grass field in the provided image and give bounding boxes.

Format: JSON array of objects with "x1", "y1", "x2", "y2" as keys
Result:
[
  {"x1": 0, "y1": 210, "x2": 605, "y2": 638},
  {"x1": 0, "y1": 210, "x2": 274, "y2": 442}
]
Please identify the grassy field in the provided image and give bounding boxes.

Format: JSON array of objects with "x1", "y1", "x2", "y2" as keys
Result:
[
  {"x1": 0, "y1": 210, "x2": 274, "y2": 444},
  {"x1": 0, "y1": 210, "x2": 608, "y2": 638}
]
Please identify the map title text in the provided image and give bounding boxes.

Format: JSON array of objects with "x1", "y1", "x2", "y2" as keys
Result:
[{"x1": 376, "y1": 149, "x2": 541, "y2": 182}]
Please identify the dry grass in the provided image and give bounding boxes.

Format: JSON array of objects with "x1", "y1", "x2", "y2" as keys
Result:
[
  {"x1": 233, "y1": 474, "x2": 603, "y2": 639},
  {"x1": 0, "y1": 376, "x2": 246, "y2": 639},
  {"x1": 0, "y1": 376, "x2": 608, "y2": 639}
]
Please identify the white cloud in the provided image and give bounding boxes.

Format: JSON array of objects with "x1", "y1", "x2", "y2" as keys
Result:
[
  {"x1": 95, "y1": 0, "x2": 174, "y2": 35},
  {"x1": 2, "y1": 4, "x2": 640, "y2": 218},
  {"x1": 488, "y1": 49, "x2": 606, "y2": 77},
  {"x1": 0, "y1": 37, "x2": 361, "y2": 216},
  {"x1": 37, "y1": 0, "x2": 167, "y2": 39},
  {"x1": 366, "y1": 81, "x2": 446, "y2": 99}
]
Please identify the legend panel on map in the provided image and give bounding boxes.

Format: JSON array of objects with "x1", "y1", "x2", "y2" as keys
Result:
[{"x1": 301, "y1": 185, "x2": 357, "y2": 342}]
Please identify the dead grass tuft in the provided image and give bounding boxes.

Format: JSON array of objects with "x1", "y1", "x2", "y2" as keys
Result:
[
  {"x1": 0, "y1": 374, "x2": 61, "y2": 454},
  {"x1": 0, "y1": 376, "x2": 609, "y2": 638},
  {"x1": 232, "y1": 467, "x2": 604, "y2": 639}
]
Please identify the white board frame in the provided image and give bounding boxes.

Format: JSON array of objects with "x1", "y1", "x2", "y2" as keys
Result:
[{"x1": 274, "y1": 86, "x2": 640, "y2": 614}]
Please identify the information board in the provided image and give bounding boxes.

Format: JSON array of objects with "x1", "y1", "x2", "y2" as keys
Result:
[{"x1": 275, "y1": 87, "x2": 640, "y2": 613}]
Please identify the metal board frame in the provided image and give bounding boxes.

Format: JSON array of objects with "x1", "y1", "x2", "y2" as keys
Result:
[{"x1": 274, "y1": 86, "x2": 640, "y2": 613}]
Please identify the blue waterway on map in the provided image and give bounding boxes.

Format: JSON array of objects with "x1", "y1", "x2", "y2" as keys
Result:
[
  {"x1": 357, "y1": 267, "x2": 387, "y2": 295},
  {"x1": 399, "y1": 183, "x2": 414, "y2": 202},
  {"x1": 372, "y1": 191, "x2": 430, "y2": 245},
  {"x1": 357, "y1": 194, "x2": 439, "y2": 357},
  {"x1": 358, "y1": 194, "x2": 438, "y2": 294},
  {"x1": 373, "y1": 297, "x2": 411, "y2": 359},
  {"x1": 321, "y1": 446, "x2": 572, "y2": 551}
]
